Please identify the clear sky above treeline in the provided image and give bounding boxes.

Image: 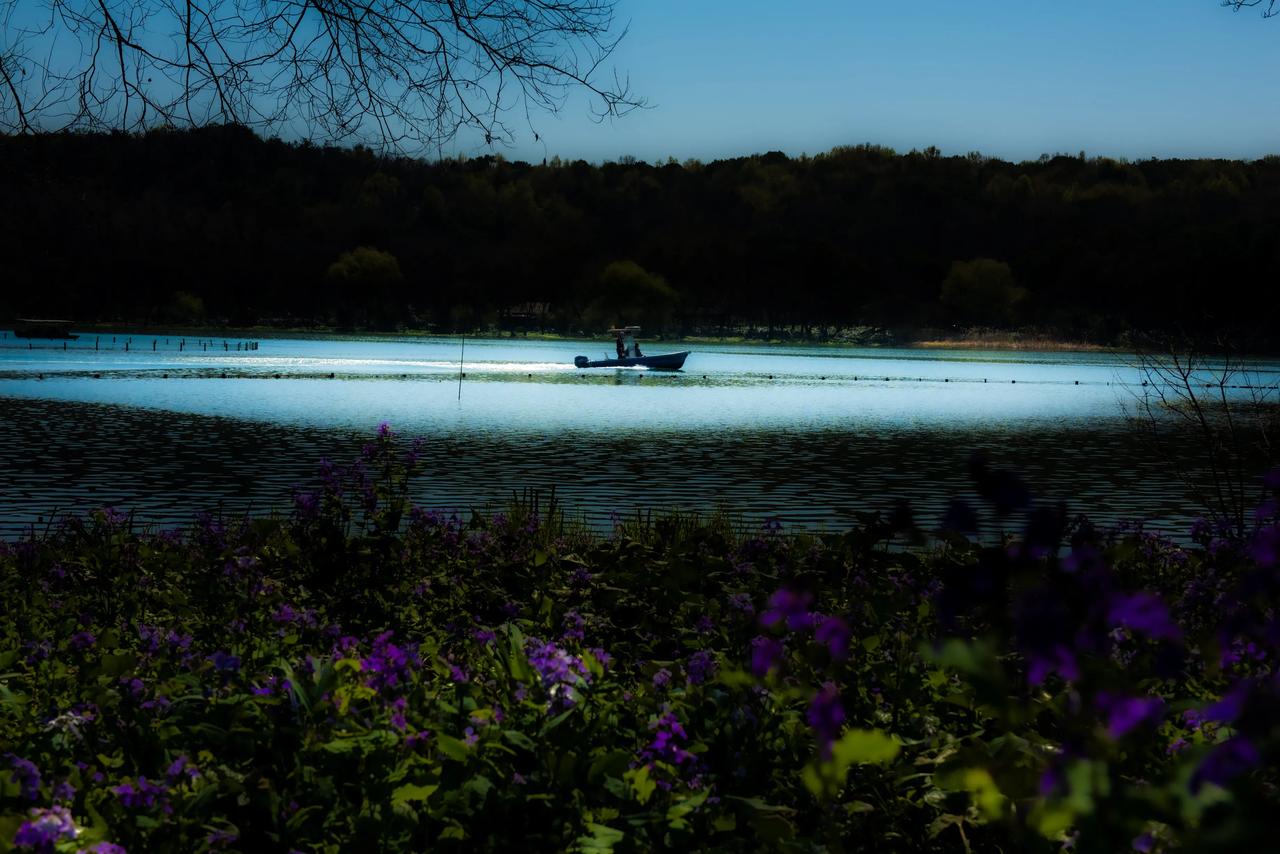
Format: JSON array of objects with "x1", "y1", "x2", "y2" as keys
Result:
[{"x1": 464, "y1": 0, "x2": 1280, "y2": 164}]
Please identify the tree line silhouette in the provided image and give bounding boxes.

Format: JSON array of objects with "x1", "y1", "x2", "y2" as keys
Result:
[{"x1": 1, "y1": 126, "x2": 1276, "y2": 346}]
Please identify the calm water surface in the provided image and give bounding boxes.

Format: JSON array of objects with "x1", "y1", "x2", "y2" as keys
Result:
[{"x1": 2, "y1": 332, "x2": 1275, "y2": 537}]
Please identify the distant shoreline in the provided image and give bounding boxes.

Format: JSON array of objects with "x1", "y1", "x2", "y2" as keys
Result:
[{"x1": 40, "y1": 323, "x2": 1120, "y2": 354}]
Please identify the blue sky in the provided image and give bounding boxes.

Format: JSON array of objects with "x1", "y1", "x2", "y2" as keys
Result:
[{"x1": 471, "y1": 0, "x2": 1280, "y2": 163}]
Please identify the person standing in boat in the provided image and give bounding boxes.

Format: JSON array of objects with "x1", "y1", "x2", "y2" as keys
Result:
[{"x1": 615, "y1": 332, "x2": 626, "y2": 359}]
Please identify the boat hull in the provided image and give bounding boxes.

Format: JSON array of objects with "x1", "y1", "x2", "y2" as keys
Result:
[{"x1": 574, "y1": 351, "x2": 689, "y2": 370}]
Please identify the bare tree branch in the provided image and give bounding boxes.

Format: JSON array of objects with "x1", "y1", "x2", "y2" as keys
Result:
[
  {"x1": 0, "y1": 0, "x2": 643, "y2": 152},
  {"x1": 1223, "y1": 0, "x2": 1280, "y2": 18},
  {"x1": 1125, "y1": 331, "x2": 1280, "y2": 538}
]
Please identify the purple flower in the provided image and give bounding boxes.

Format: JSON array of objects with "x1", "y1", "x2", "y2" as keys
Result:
[
  {"x1": 652, "y1": 668, "x2": 672, "y2": 689},
  {"x1": 473, "y1": 628, "x2": 497, "y2": 645},
  {"x1": 113, "y1": 777, "x2": 170, "y2": 813},
  {"x1": 1252, "y1": 525, "x2": 1279, "y2": 568},
  {"x1": 1039, "y1": 765, "x2": 1066, "y2": 798},
  {"x1": 448, "y1": 664, "x2": 470, "y2": 683},
  {"x1": 814, "y1": 615, "x2": 851, "y2": 660},
  {"x1": 362, "y1": 631, "x2": 418, "y2": 692},
  {"x1": 463, "y1": 726, "x2": 478, "y2": 747},
  {"x1": 806, "y1": 682, "x2": 846, "y2": 758},
  {"x1": 686, "y1": 650, "x2": 716, "y2": 686},
  {"x1": 13, "y1": 805, "x2": 77, "y2": 850},
  {"x1": 206, "y1": 830, "x2": 239, "y2": 848},
  {"x1": 728, "y1": 592, "x2": 755, "y2": 617},
  {"x1": 750, "y1": 636, "x2": 785, "y2": 677},
  {"x1": 68, "y1": 631, "x2": 96, "y2": 651},
  {"x1": 23, "y1": 639, "x2": 52, "y2": 664},
  {"x1": 1192, "y1": 737, "x2": 1260, "y2": 791},
  {"x1": 1107, "y1": 592, "x2": 1182, "y2": 642},
  {"x1": 561, "y1": 610, "x2": 586, "y2": 642},
  {"x1": 210, "y1": 651, "x2": 241, "y2": 673},
  {"x1": 526, "y1": 638, "x2": 590, "y2": 710},
  {"x1": 1205, "y1": 679, "x2": 1251, "y2": 724},
  {"x1": 389, "y1": 696, "x2": 408, "y2": 731},
  {"x1": 1132, "y1": 832, "x2": 1155, "y2": 852},
  {"x1": 1096, "y1": 692, "x2": 1165, "y2": 739},
  {"x1": 641, "y1": 711, "x2": 696, "y2": 768},
  {"x1": 760, "y1": 589, "x2": 815, "y2": 631},
  {"x1": 80, "y1": 843, "x2": 127, "y2": 854},
  {"x1": 7, "y1": 754, "x2": 41, "y2": 800},
  {"x1": 52, "y1": 780, "x2": 75, "y2": 803},
  {"x1": 165, "y1": 755, "x2": 199, "y2": 783},
  {"x1": 252, "y1": 675, "x2": 292, "y2": 698},
  {"x1": 1026, "y1": 644, "x2": 1081, "y2": 685},
  {"x1": 292, "y1": 490, "x2": 320, "y2": 520}
]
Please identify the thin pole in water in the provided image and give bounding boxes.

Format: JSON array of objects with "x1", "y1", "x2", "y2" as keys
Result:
[{"x1": 457, "y1": 335, "x2": 465, "y2": 400}]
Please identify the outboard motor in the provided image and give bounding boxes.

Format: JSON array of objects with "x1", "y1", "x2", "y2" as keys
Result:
[{"x1": 574, "y1": 355, "x2": 589, "y2": 368}]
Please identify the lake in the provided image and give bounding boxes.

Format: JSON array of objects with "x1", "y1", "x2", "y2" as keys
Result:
[{"x1": 2, "y1": 331, "x2": 1276, "y2": 538}]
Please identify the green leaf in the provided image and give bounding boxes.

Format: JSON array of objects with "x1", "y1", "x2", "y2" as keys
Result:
[
  {"x1": 749, "y1": 813, "x2": 796, "y2": 843},
  {"x1": 501, "y1": 730, "x2": 536, "y2": 751},
  {"x1": 464, "y1": 775, "x2": 494, "y2": 799},
  {"x1": 832, "y1": 728, "x2": 901, "y2": 766},
  {"x1": 97, "y1": 752, "x2": 124, "y2": 769},
  {"x1": 666, "y1": 788, "x2": 709, "y2": 829},
  {"x1": 391, "y1": 783, "x2": 439, "y2": 807},
  {"x1": 724, "y1": 796, "x2": 796, "y2": 814},
  {"x1": 100, "y1": 652, "x2": 137, "y2": 677},
  {"x1": 436, "y1": 733, "x2": 470, "y2": 762},
  {"x1": 588, "y1": 750, "x2": 632, "y2": 783},
  {"x1": 801, "y1": 762, "x2": 826, "y2": 798},
  {"x1": 572, "y1": 822, "x2": 625, "y2": 852},
  {"x1": 625, "y1": 765, "x2": 656, "y2": 805},
  {"x1": 320, "y1": 738, "x2": 362, "y2": 754}
]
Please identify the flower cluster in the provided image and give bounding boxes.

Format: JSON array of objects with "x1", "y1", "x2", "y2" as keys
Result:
[
  {"x1": 526, "y1": 638, "x2": 591, "y2": 710},
  {"x1": 13, "y1": 805, "x2": 78, "y2": 850}
]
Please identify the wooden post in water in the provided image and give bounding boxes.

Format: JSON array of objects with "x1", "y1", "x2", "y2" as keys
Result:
[{"x1": 457, "y1": 335, "x2": 465, "y2": 400}]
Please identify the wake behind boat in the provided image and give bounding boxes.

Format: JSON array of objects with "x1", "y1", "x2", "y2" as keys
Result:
[{"x1": 573, "y1": 326, "x2": 689, "y2": 371}]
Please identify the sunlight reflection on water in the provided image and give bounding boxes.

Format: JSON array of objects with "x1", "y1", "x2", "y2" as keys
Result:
[{"x1": 2, "y1": 332, "x2": 1276, "y2": 537}]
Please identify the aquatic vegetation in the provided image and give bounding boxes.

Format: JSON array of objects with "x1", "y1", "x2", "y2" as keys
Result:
[{"x1": 1, "y1": 427, "x2": 1278, "y2": 851}]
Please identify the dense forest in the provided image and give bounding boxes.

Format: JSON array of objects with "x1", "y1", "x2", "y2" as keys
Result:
[{"x1": 2, "y1": 126, "x2": 1277, "y2": 345}]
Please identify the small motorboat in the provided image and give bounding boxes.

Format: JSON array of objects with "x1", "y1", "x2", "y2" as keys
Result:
[{"x1": 574, "y1": 326, "x2": 689, "y2": 371}]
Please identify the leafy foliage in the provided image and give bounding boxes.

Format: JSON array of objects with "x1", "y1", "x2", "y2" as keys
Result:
[{"x1": 2, "y1": 429, "x2": 1278, "y2": 851}]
